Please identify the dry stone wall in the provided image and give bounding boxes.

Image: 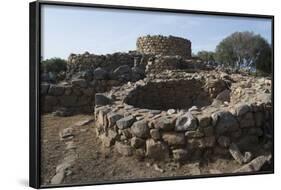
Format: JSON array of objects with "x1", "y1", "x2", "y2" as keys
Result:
[
  {"x1": 124, "y1": 80, "x2": 215, "y2": 110},
  {"x1": 94, "y1": 71, "x2": 272, "y2": 162},
  {"x1": 144, "y1": 56, "x2": 207, "y2": 76},
  {"x1": 137, "y1": 35, "x2": 192, "y2": 58},
  {"x1": 145, "y1": 55, "x2": 182, "y2": 74},
  {"x1": 67, "y1": 52, "x2": 136, "y2": 72},
  {"x1": 41, "y1": 79, "x2": 123, "y2": 115},
  {"x1": 41, "y1": 51, "x2": 150, "y2": 114}
]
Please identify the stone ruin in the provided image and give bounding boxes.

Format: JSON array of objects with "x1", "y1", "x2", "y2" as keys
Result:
[
  {"x1": 40, "y1": 35, "x2": 201, "y2": 115},
  {"x1": 136, "y1": 35, "x2": 192, "y2": 57},
  {"x1": 95, "y1": 70, "x2": 272, "y2": 163},
  {"x1": 41, "y1": 35, "x2": 272, "y2": 168}
]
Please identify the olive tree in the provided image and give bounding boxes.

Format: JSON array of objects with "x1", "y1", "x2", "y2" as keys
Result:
[{"x1": 215, "y1": 31, "x2": 272, "y2": 74}]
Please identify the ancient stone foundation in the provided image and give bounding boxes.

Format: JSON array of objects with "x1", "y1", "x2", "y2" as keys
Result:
[
  {"x1": 137, "y1": 35, "x2": 192, "y2": 57},
  {"x1": 41, "y1": 34, "x2": 272, "y2": 166},
  {"x1": 41, "y1": 38, "x2": 202, "y2": 114},
  {"x1": 41, "y1": 53, "x2": 146, "y2": 114},
  {"x1": 124, "y1": 79, "x2": 213, "y2": 110},
  {"x1": 94, "y1": 71, "x2": 272, "y2": 162},
  {"x1": 41, "y1": 79, "x2": 122, "y2": 115}
]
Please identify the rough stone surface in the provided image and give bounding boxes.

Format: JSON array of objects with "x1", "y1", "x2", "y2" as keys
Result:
[
  {"x1": 172, "y1": 149, "x2": 188, "y2": 161},
  {"x1": 150, "y1": 129, "x2": 161, "y2": 140},
  {"x1": 59, "y1": 127, "x2": 73, "y2": 139},
  {"x1": 234, "y1": 155, "x2": 272, "y2": 173},
  {"x1": 113, "y1": 65, "x2": 131, "y2": 76},
  {"x1": 162, "y1": 132, "x2": 186, "y2": 146},
  {"x1": 217, "y1": 136, "x2": 231, "y2": 148},
  {"x1": 94, "y1": 67, "x2": 108, "y2": 80},
  {"x1": 214, "y1": 111, "x2": 239, "y2": 135},
  {"x1": 154, "y1": 117, "x2": 174, "y2": 131},
  {"x1": 146, "y1": 139, "x2": 169, "y2": 160},
  {"x1": 41, "y1": 83, "x2": 50, "y2": 94},
  {"x1": 131, "y1": 120, "x2": 150, "y2": 138},
  {"x1": 71, "y1": 79, "x2": 87, "y2": 88},
  {"x1": 131, "y1": 137, "x2": 145, "y2": 148},
  {"x1": 116, "y1": 115, "x2": 136, "y2": 129},
  {"x1": 187, "y1": 136, "x2": 216, "y2": 149},
  {"x1": 100, "y1": 134, "x2": 115, "y2": 147},
  {"x1": 239, "y1": 112, "x2": 255, "y2": 128},
  {"x1": 235, "y1": 104, "x2": 251, "y2": 116},
  {"x1": 229, "y1": 143, "x2": 245, "y2": 164},
  {"x1": 167, "y1": 109, "x2": 176, "y2": 115},
  {"x1": 95, "y1": 93, "x2": 112, "y2": 106},
  {"x1": 185, "y1": 130, "x2": 204, "y2": 138},
  {"x1": 49, "y1": 85, "x2": 65, "y2": 96},
  {"x1": 175, "y1": 112, "x2": 197, "y2": 131},
  {"x1": 107, "y1": 112, "x2": 123, "y2": 128},
  {"x1": 216, "y1": 89, "x2": 231, "y2": 102},
  {"x1": 50, "y1": 171, "x2": 65, "y2": 185},
  {"x1": 137, "y1": 35, "x2": 192, "y2": 57},
  {"x1": 197, "y1": 114, "x2": 211, "y2": 128}
]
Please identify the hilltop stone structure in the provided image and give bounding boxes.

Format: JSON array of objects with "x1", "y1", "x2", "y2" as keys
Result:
[
  {"x1": 41, "y1": 35, "x2": 272, "y2": 166},
  {"x1": 41, "y1": 35, "x2": 200, "y2": 114}
]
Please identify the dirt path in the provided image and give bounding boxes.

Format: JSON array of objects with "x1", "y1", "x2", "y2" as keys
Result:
[{"x1": 40, "y1": 114, "x2": 270, "y2": 186}]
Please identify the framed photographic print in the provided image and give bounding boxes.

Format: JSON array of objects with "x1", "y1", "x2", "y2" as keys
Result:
[{"x1": 29, "y1": 0, "x2": 274, "y2": 188}]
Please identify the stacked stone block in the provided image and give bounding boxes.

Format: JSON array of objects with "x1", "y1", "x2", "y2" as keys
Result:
[
  {"x1": 124, "y1": 80, "x2": 214, "y2": 110},
  {"x1": 67, "y1": 52, "x2": 139, "y2": 77},
  {"x1": 41, "y1": 79, "x2": 122, "y2": 115},
  {"x1": 136, "y1": 35, "x2": 191, "y2": 58}
]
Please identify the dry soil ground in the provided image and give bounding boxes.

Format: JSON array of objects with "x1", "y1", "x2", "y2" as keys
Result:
[{"x1": 40, "y1": 114, "x2": 271, "y2": 186}]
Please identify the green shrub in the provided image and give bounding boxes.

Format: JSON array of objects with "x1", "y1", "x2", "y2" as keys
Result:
[{"x1": 41, "y1": 58, "x2": 67, "y2": 74}]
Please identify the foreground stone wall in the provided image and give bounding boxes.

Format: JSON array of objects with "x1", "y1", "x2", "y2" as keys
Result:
[
  {"x1": 95, "y1": 95, "x2": 272, "y2": 162},
  {"x1": 136, "y1": 35, "x2": 192, "y2": 58},
  {"x1": 94, "y1": 72, "x2": 272, "y2": 162},
  {"x1": 97, "y1": 108, "x2": 271, "y2": 161}
]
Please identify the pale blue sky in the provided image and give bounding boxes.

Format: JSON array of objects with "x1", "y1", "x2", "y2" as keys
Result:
[{"x1": 41, "y1": 5, "x2": 272, "y2": 59}]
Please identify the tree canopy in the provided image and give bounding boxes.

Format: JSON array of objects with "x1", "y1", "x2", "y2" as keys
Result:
[
  {"x1": 41, "y1": 58, "x2": 67, "y2": 74},
  {"x1": 197, "y1": 51, "x2": 215, "y2": 65},
  {"x1": 215, "y1": 31, "x2": 272, "y2": 74}
]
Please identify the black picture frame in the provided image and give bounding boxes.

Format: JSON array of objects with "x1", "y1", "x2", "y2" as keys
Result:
[{"x1": 29, "y1": 1, "x2": 274, "y2": 188}]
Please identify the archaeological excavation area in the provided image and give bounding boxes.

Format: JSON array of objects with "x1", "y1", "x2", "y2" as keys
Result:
[{"x1": 40, "y1": 35, "x2": 273, "y2": 185}]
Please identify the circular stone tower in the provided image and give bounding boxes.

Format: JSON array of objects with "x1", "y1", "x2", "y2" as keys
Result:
[{"x1": 136, "y1": 35, "x2": 191, "y2": 57}]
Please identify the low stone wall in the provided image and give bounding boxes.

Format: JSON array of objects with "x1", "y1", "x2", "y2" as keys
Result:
[
  {"x1": 40, "y1": 79, "x2": 123, "y2": 115},
  {"x1": 66, "y1": 52, "x2": 143, "y2": 79},
  {"x1": 136, "y1": 35, "x2": 192, "y2": 58},
  {"x1": 95, "y1": 103, "x2": 271, "y2": 161},
  {"x1": 94, "y1": 72, "x2": 272, "y2": 162},
  {"x1": 41, "y1": 51, "x2": 149, "y2": 114},
  {"x1": 124, "y1": 80, "x2": 214, "y2": 110}
]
